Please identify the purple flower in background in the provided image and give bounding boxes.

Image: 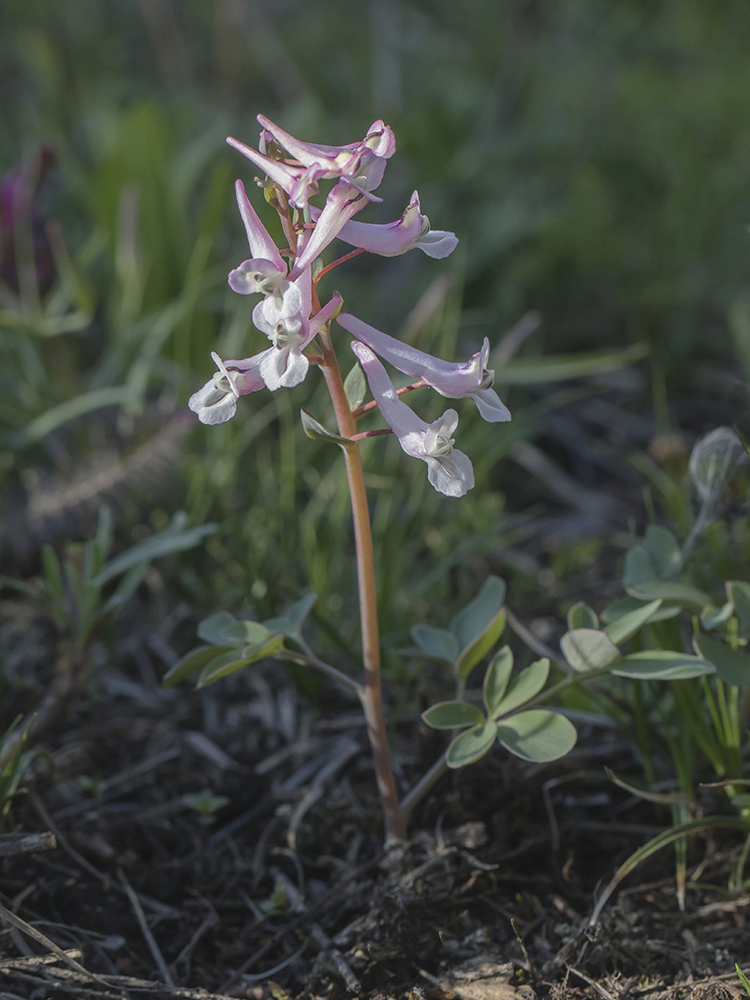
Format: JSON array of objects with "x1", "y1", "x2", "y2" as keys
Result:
[
  {"x1": 0, "y1": 147, "x2": 56, "y2": 296},
  {"x1": 337, "y1": 312, "x2": 511, "y2": 423},
  {"x1": 351, "y1": 341, "x2": 475, "y2": 498}
]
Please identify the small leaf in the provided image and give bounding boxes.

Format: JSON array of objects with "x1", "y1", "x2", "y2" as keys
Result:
[
  {"x1": 604, "y1": 599, "x2": 663, "y2": 645},
  {"x1": 411, "y1": 624, "x2": 460, "y2": 665},
  {"x1": 693, "y1": 634, "x2": 750, "y2": 687},
  {"x1": 727, "y1": 581, "x2": 750, "y2": 632},
  {"x1": 446, "y1": 721, "x2": 498, "y2": 769},
  {"x1": 700, "y1": 602, "x2": 734, "y2": 630},
  {"x1": 560, "y1": 629, "x2": 621, "y2": 673},
  {"x1": 344, "y1": 362, "x2": 367, "y2": 411},
  {"x1": 483, "y1": 646, "x2": 514, "y2": 717},
  {"x1": 612, "y1": 650, "x2": 715, "y2": 680},
  {"x1": 492, "y1": 658, "x2": 550, "y2": 718},
  {"x1": 600, "y1": 595, "x2": 680, "y2": 625},
  {"x1": 626, "y1": 581, "x2": 714, "y2": 610},
  {"x1": 643, "y1": 525, "x2": 682, "y2": 579},
  {"x1": 455, "y1": 608, "x2": 506, "y2": 680},
  {"x1": 422, "y1": 701, "x2": 486, "y2": 730},
  {"x1": 300, "y1": 408, "x2": 351, "y2": 446},
  {"x1": 197, "y1": 611, "x2": 241, "y2": 646},
  {"x1": 567, "y1": 602, "x2": 598, "y2": 631},
  {"x1": 622, "y1": 544, "x2": 657, "y2": 588},
  {"x1": 450, "y1": 576, "x2": 507, "y2": 650},
  {"x1": 288, "y1": 593, "x2": 317, "y2": 628},
  {"x1": 222, "y1": 620, "x2": 274, "y2": 645},
  {"x1": 196, "y1": 635, "x2": 285, "y2": 687},
  {"x1": 496, "y1": 710, "x2": 577, "y2": 762},
  {"x1": 162, "y1": 645, "x2": 235, "y2": 687}
]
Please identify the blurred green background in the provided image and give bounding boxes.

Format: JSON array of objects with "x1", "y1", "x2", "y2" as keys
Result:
[{"x1": 2, "y1": 0, "x2": 750, "y2": 662}]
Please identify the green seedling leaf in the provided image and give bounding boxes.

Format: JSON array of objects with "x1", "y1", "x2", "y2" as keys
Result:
[
  {"x1": 450, "y1": 576, "x2": 507, "y2": 651},
  {"x1": 567, "y1": 602, "x2": 599, "y2": 631},
  {"x1": 410, "y1": 625, "x2": 460, "y2": 665},
  {"x1": 162, "y1": 645, "x2": 235, "y2": 687},
  {"x1": 422, "y1": 701, "x2": 486, "y2": 730},
  {"x1": 300, "y1": 408, "x2": 351, "y2": 446},
  {"x1": 600, "y1": 596, "x2": 680, "y2": 625},
  {"x1": 446, "y1": 721, "x2": 498, "y2": 769},
  {"x1": 736, "y1": 964, "x2": 750, "y2": 999},
  {"x1": 693, "y1": 635, "x2": 750, "y2": 687},
  {"x1": 197, "y1": 635, "x2": 285, "y2": 687},
  {"x1": 560, "y1": 629, "x2": 621, "y2": 673},
  {"x1": 483, "y1": 646, "x2": 514, "y2": 717},
  {"x1": 626, "y1": 581, "x2": 714, "y2": 610},
  {"x1": 93, "y1": 516, "x2": 218, "y2": 586},
  {"x1": 197, "y1": 611, "x2": 241, "y2": 646},
  {"x1": 182, "y1": 789, "x2": 229, "y2": 820},
  {"x1": 344, "y1": 362, "x2": 367, "y2": 411},
  {"x1": 612, "y1": 650, "x2": 715, "y2": 680},
  {"x1": 622, "y1": 544, "x2": 657, "y2": 588},
  {"x1": 496, "y1": 710, "x2": 577, "y2": 762},
  {"x1": 591, "y1": 815, "x2": 748, "y2": 924},
  {"x1": 0, "y1": 715, "x2": 36, "y2": 815},
  {"x1": 492, "y1": 658, "x2": 550, "y2": 718},
  {"x1": 604, "y1": 599, "x2": 663, "y2": 645},
  {"x1": 700, "y1": 602, "x2": 734, "y2": 630},
  {"x1": 727, "y1": 582, "x2": 750, "y2": 632},
  {"x1": 643, "y1": 525, "x2": 682, "y2": 579}
]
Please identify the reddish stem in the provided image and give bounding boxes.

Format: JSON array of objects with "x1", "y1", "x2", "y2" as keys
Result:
[
  {"x1": 353, "y1": 379, "x2": 426, "y2": 418},
  {"x1": 314, "y1": 247, "x2": 366, "y2": 285}
]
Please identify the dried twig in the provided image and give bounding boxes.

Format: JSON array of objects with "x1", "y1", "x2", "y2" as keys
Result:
[{"x1": 118, "y1": 871, "x2": 175, "y2": 986}]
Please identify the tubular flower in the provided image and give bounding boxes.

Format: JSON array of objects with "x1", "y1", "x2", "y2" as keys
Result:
[
  {"x1": 337, "y1": 313, "x2": 511, "y2": 423},
  {"x1": 189, "y1": 351, "x2": 266, "y2": 425},
  {"x1": 311, "y1": 190, "x2": 458, "y2": 259},
  {"x1": 227, "y1": 179, "x2": 287, "y2": 300},
  {"x1": 227, "y1": 116, "x2": 395, "y2": 211},
  {"x1": 253, "y1": 266, "x2": 342, "y2": 391},
  {"x1": 351, "y1": 341, "x2": 474, "y2": 498}
]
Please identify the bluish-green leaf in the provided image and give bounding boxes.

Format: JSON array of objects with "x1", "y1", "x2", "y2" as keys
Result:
[
  {"x1": 612, "y1": 650, "x2": 715, "y2": 680},
  {"x1": 560, "y1": 629, "x2": 621, "y2": 673},
  {"x1": 300, "y1": 408, "x2": 351, "y2": 446},
  {"x1": 692, "y1": 634, "x2": 750, "y2": 687},
  {"x1": 643, "y1": 525, "x2": 682, "y2": 579},
  {"x1": 567, "y1": 602, "x2": 598, "y2": 631},
  {"x1": 483, "y1": 646, "x2": 514, "y2": 717},
  {"x1": 626, "y1": 581, "x2": 713, "y2": 610},
  {"x1": 422, "y1": 701, "x2": 486, "y2": 731},
  {"x1": 162, "y1": 645, "x2": 235, "y2": 687},
  {"x1": 450, "y1": 576, "x2": 507, "y2": 651},
  {"x1": 496, "y1": 710, "x2": 577, "y2": 762},
  {"x1": 455, "y1": 608, "x2": 506, "y2": 680},
  {"x1": 446, "y1": 721, "x2": 498, "y2": 769},
  {"x1": 344, "y1": 362, "x2": 366, "y2": 411},
  {"x1": 411, "y1": 624, "x2": 460, "y2": 664},
  {"x1": 492, "y1": 658, "x2": 550, "y2": 718},
  {"x1": 196, "y1": 635, "x2": 285, "y2": 687},
  {"x1": 700, "y1": 602, "x2": 734, "y2": 630},
  {"x1": 727, "y1": 581, "x2": 750, "y2": 632},
  {"x1": 288, "y1": 593, "x2": 317, "y2": 628},
  {"x1": 197, "y1": 611, "x2": 240, "y2": 646},
  {"x1": 622, "y1": 544, "x2": 657, "y2": 588},
  {"x1": 600, "y1": 595, "x2": 680, "y2": 625},
  {"x1": 604, "y1": 599, "x2": 663, "y2": 645}
]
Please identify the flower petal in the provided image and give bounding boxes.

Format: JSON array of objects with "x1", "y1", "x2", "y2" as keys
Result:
[
  {"x1": 427, "y1": 450, "x2": 474, "y2": 497},
  {"x1": 234, "y1": 180, "x2": 286, "y2": 270}
]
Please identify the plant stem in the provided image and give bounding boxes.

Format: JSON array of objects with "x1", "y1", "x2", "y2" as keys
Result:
[{"x1": 315, "y1": 320, "x2": 405, "y2": 841}]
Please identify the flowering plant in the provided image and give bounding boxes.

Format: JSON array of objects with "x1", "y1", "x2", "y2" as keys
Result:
[{"x1": 174, "y1": 114, "x2": 687, "y2": 842}]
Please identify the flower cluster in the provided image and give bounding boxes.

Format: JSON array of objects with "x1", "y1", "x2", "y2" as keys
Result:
[{"x1": 189, "y1": 115, "x2": 510, "y2": 496}]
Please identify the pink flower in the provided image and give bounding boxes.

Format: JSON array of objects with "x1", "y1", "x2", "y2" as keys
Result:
[
  {"x1": 311, "y1": 191, "x2": 458, "y2": 259},
  {"x1": 227, "y1": 180, "x2": 287, "y2": 299},
  {"x1": 351, "y1": 342, "x2": 474, "y2": 498},
  {"x1": 337, "y1": 313, "x2": 511, "y2": 423},
  {"x1": 189, "y1": 351, "x2": 266, "y2": 425}
]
